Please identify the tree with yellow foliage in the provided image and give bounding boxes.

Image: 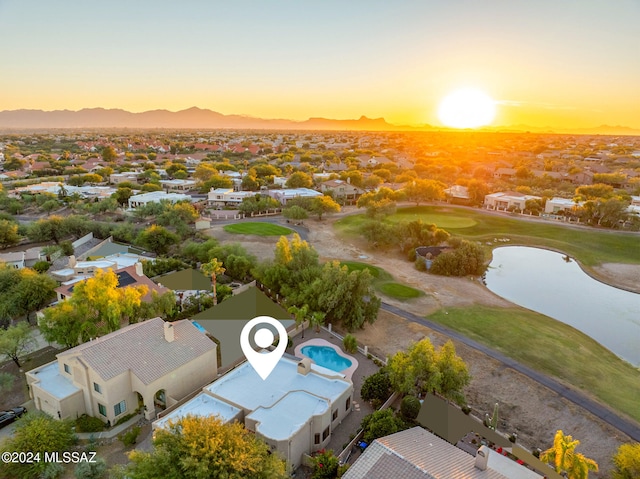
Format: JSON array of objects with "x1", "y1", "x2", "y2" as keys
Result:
[
  {"x1": 540, "y1": 430, "x2": 598, "y2": 479},
  {"x1": 39, "y1": 269, "x2": 148, "y2": 347},
  {"x1": 121, "y1": 415, "x2": 287, "y2": 479}
]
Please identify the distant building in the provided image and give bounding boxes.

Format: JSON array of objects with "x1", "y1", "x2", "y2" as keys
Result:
[
  {"x1": 109, "y1": 172, "x2": 141, "y2": 184},
  {"x1": 444, "y1": 184, "x2": 471, "y2": 204},
  {"x1": 127, "y1": 191, "x2": 193, "y2": 209},
  {"x1": 544, "y1": 197, "x2": 582, "y2": 214},
  {"x1": 266, "y1": 188, "x2": 323, "y2": 205},
  {"x1": 484, "y1": 191, "x2": 541, "y2": 211},
  {"x1": 319, "y1": 179, "x2": 364, "y2": 204},
  {"x1": 0, "y1": 247, "x2": 45, "y2": 269},
  {"x1": 159, "y1": 179, "x2": 196, "y2": 192},
  {"x1": 207, "y1": 188, "x2": 258, "y2": 207}
]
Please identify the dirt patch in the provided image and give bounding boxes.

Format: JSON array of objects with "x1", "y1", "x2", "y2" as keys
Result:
[
  {"x1": 205, "y1": 227, "x2": 279, "y2": 263},
  {"x1": 591, "y1": 263, "x2": 640, "y2": 294},
  {"x1": 350, "y1": 310, "x2": 626, "y2": 478},
  {"x1": 306, "y1": 217, "x2": 511, "y2": 316}
]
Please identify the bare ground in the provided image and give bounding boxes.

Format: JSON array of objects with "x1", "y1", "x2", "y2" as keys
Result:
[{"x1": 206, "y1": 215, "x2": 639, "y2": 477}]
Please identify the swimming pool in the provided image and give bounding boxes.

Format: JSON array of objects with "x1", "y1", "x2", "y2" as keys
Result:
[{"x1": 300, "y1": 345, "x2": 352, "y2": 372}]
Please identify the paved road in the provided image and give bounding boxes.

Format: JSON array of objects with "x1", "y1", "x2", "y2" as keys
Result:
[{"x1": 380, "y1": 302, "x2": 640, "y2": 442}]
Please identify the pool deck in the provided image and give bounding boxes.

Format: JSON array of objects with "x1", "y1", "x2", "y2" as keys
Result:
[{"x1": 295, "y1": 338, "x2": 359, "y2": 380}]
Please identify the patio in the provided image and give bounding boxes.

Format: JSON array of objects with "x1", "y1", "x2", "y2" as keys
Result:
[{"x1": 288, "y1": 326, "x2": 378, "y2": 455}]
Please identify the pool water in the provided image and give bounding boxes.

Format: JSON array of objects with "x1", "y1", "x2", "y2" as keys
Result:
[{"x1": 301, "y1": 345, "x2": 352, "y2": 372}]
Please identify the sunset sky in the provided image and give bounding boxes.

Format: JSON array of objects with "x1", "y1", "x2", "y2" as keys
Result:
[{"x1": 0, "y1": 0, "x2": 638, "y2": 129}]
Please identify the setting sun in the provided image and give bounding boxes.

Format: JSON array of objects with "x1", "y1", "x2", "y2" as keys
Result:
[{"x1": 437, "y1": 88, "x2": 497, "y2": 129}]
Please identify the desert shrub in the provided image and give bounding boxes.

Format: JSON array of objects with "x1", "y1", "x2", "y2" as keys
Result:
[
  {"x1": 33, "y1": 260, "x2": 51, "y2": 273},
  {"x1": 119, "y1": 426, "x2": 141, "y2": 446},
  {"x1": 342, "y1": 334, "x2": 358, "y2": 354},
  {"x1": 75, "y1": 415, "x2": 106, "y2": 433},
  {"x1": 74, "y1": 457, "x2": 107, "y2": 479},
  {"x1": 400, "y1": 395, "x2": 421, "y2": 420},
  {"x1": 361, "y1": 371, "x2": 392, "y2": 405}
]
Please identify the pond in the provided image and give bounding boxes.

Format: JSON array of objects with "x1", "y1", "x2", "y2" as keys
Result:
[{"x1": 484, "y1": 246, "x2": 640, "y2": 366}]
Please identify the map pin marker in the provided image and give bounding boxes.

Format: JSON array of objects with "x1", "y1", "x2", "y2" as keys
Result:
[{"x1": 240, "y1": 316, "x2": 288, "y2": 380}]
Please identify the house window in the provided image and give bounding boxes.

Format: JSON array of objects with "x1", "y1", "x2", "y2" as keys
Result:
[
  {"x1": 314, "y1": 433, "x2": 320, "y2": 445},
  {"x1": 114, "y1": 400, "x2": 126, "y2": 416},
  {"x1": 346, "y1": 397, "x2": 351, "y2": 411},
  {"x1": 63, "y1": 364, "x2": 70, "y2": 374},
  {"x1": 332, "y1": 409, "x2": 338, "y2": 421},
  {"x1": 93, "y1": 382, "x2": 102, "y2": 394},
  {"x1": 322, "y1": 426, "x2": 330, "y2": 441},
  {"x1": 98, "y1": 404, "x2": 107, "y2": 417}
]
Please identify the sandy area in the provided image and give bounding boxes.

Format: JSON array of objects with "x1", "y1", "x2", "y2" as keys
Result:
[{"x1": 205, "y1": 216, "x2": 638, "y2": 477}]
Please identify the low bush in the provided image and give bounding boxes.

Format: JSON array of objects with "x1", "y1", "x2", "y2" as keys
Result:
[
  {"x1": 342, "y1": 334, "x2": 358, "y2": 354},
  {"x1": 75, "y1": 415, "x2": 106, "y2": 433},
  {"x1": 119, "y1": 426, "x2": 141, "y2": 447},
  {"x1": 400, "y1": 395, "x2": 421, "y2": 420}
]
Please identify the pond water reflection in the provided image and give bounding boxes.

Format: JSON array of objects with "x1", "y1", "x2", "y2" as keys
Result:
[{"x1": 484, "y1": 246, "x2": 640, "y2": 366}]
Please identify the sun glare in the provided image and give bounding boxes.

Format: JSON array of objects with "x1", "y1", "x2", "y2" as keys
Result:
[{"x1": 437, "y1": 88, "x2": 496, "y2": 129}]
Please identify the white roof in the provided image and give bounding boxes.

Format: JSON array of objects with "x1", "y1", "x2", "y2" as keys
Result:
[
  {"x1": 272, "y1": 188, "x2": 322, "y2": 198},
  {"x1": 129, "y1": 191, "x2": 192, "y2": 202},
  {"x1": 205, "y1": 356, "x2": 351, "y2": 412},
  {"x1": 153, "y1": 394, "x2": 240, "y2": 430},
  {"x1": 547, "y1": 197, "x2": 577, "y2": 206},
  {"x1": 160, "y1": 179, "x2": 196, "y2": 186},
  {"x1": 29, "y1": 362, "x2": 80, "y2": 400},
  {"x1": 247, "y1": 390, "x2": 328, "y2": 441}
]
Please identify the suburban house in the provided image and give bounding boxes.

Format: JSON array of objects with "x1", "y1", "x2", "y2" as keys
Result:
[
  {"x1": 159, "y1": 179, "x2": 196, "y2": 192},
  {"x1": 154, "y1": 355, "x2": 353, "y2": 472},
  {"x1": 26, "y1": 318, "x2": 218, "y2": 423},
  {"x1": 127, "y1": 191, "x2": 194, "y2": 209},
  {"x1": 207, "y1": 188, "x2": 259, "y2": 207},
  {"x1": 9, "y1": 182, "x2": 117, "y2": 200},
  {"x1": 54, "y1": 263, "x2": 170, "y2": 303},
  {"x1": 444, "y1": 184, "x2": 471, "y2": 204},
  {"x1": 319, "y1": 179, "x2": 365, "y2": 204},
  {"x1": 109, "y1": 172, "x2": 141, "y2": 184},
  {"x1": 544, "y1": 197, "x2": 582, "y2": 214},
  {"x1": 483, "y1": 191, "x2": 541, "y2": 211},
  {"x1": 266, "y1": 188, "x2": 323, "y2": 205},
  {"x1": 0, "y1": 247, "x2": 45, "y2": 269},
  {"x1": 343, "y1": 427, "x2": 544, "y2": 479}
]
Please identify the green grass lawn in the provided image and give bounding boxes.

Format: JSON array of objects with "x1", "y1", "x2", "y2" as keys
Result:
[
  {"x1": 429, "y1": 306, "x2": 640, "y2": 423},
  {"x1": 335, "y1": 206, "x2": 640, "y2": 266},
  {"x1": 341, "y1": 261, "x2": 391, "y2": 280},
  {"x1": 223, "y1": 222, "x2": 293, "y2": 236},
  {"x1": 341, "y1": 261, "x2": 422, "y2": 300},
  {"x1": 379, "y1": 282, "x2": 422, "y2": 299}
]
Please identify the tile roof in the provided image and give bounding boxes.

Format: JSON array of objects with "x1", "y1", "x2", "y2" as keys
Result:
[
  {"x1": 344, "y1": 427, "x2": 510, "y2": 479},
  {"x1": 57, "y1": 318, "x2": 216, "y2": 385}
]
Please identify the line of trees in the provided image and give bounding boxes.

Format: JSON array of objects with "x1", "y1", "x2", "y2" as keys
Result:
[{"x1": 254, "y1": 234, "x2": 380, "y2": 331}]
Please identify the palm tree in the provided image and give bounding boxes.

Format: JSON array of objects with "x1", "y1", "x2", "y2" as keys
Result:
[
  {"x1": 540, "y1": 430, "x2": 598, "y2": 479},
  {"x1": 287, "y1": 304, "x2": 309, "y2": 339},
  {"x1": 201, "y1": 258, "x2": 225, "y2": 305},
  {"x1": 309, "y1": 311, "x2": 325, "y2": 333}
]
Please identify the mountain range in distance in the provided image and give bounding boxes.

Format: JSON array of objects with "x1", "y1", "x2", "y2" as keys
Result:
[{"x1": 0, "y1": 107, "x2": 638, "y2": 136}]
